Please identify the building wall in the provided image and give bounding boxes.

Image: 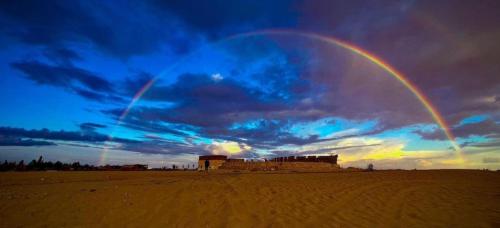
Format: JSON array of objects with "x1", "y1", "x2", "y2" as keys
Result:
[
  {"x1": 270, "y1": 155, "x2": 338, "y2": 164},
  {"x1": 198, "y1": 159, "x2": 226, "y2": 170},
  {"x1": 220, "y1": 161, "x2": 340, "y2": 171}
]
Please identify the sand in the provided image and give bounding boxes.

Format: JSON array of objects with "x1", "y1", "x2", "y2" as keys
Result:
[{"x1": 0, "y1": 170, "x2": 499, "y2": 227}]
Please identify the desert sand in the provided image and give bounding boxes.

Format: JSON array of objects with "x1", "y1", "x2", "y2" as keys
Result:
[{"x1": 0, "y1": 170, "x2": 499, "y2": 227}]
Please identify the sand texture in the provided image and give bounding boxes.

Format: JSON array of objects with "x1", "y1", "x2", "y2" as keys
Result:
[{"x1": 1, "y1": 170, "x2": 499, "y2": 227}]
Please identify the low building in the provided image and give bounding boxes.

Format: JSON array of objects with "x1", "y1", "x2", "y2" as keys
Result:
[
  {"x1": 198, "y1": 155, "x2": 227, "y2": 170},
  {"x1": 271, "y1": 155, "x2": 338, "y2": 164},
  {"x1": 121, "y1": 164, "x2": 148, "y2": 171},
  {"x1": 317, "y1": 155, "x2": 338, "y2": 164}
]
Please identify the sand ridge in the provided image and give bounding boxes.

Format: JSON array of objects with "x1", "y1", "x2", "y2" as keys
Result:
[{"x1": 0, "y1": 170, "x2": 499, "y2": 227}]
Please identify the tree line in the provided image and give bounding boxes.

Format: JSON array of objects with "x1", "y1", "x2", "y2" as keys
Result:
[{"x1": 1, "y1": 156, "x2": 97, "y2": 171}]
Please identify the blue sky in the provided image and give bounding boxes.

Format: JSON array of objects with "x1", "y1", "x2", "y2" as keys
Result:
[{"x1": 0, "y1": 0, "x2": 499, "y2": 169}]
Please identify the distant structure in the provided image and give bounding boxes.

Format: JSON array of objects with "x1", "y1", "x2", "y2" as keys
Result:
[
  {"x1": 198, "y1": 155, "x2": 227, "y2": 170},
  {"x1": 98, "y1": 164, "x2": 148, "y2": 171},
  {"x1": 197, "y1": 154, "x2": 338, "y2": 171},
  {"x1": 270, "y1": 155, "x2": 338, "y2": 164},
  {"x1": 121, "y1": 164, "x2": 148, "y2": 171}
]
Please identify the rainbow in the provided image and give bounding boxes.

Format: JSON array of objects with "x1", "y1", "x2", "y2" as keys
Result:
[
  {"x1": 119, "y1": 78, "x2": 156, "y2": 122},
  {"x1": 101, "y1": 29, "x2": 463, "y2": 165}
]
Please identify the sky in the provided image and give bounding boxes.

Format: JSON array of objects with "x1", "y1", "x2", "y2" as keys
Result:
[{"x1": 0, "y1": 0, "x2": 499, "y2": 169}]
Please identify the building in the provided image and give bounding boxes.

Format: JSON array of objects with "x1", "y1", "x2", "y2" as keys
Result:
[
  {"x1": 121, "y1": 164, "x2": 148, "y2": 171},
  {"x1": 197, "y1": 154, "x2": 338, "y2": 171},
  {"x1": 270, "y1": 155, "x2": 338, "y2": 164},
  {"x1": 317, "y1": 155, "x2": 338, "y2": 164},
  {"x1": 198, "y1": 155, "x2": 227, "y2": 170}
]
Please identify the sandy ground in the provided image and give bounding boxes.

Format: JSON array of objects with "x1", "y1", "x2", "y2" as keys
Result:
[{"x1": 0, "y1": 170, "x2": 499, "y2": 227}]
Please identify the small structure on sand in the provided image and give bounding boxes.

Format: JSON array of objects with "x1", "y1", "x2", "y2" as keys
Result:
[{"x1": 198, "y1": 155, "x2": 227, "y2": 171}]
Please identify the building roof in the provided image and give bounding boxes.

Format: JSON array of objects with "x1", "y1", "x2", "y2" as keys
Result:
[{"x1": 199, "y1": 155, "x2": 227, "y2": 160}]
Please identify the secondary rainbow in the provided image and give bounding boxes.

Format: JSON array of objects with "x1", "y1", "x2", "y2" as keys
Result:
[{"x1": 101, "y1": 29, "x2": 463, "y2": 165}]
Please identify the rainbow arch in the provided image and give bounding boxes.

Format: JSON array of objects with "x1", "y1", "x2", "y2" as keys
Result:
[{"x1": 101, "y1": 29, "x2": 463, "y2": 165}]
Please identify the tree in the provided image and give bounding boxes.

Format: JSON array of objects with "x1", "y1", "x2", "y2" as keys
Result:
[
  {"x1": 46, "y1": 161, "x2": 54, "y2": 169},
  {"x1": 28, "y1": 160, "x2": 37, "y2": 170},
  {"x1": 17, "y1": 160, "x2": 25, "y2": 171},
  {"x1": 54, "y1": 161, "x2": 63, "y2": 170},
  {"x1": 36, "y1": 156, "x2": 45, "y2": 170},
  {"x1": 71, "y1": 162, "x2": 81, "y2": 170},
  {"x1": 367, "y1": 163, "x2": 374, "y2": 171},
  {"x1": 37, "y1": 156, "x2": 43, "y2": 164},
  {"x1": 1, "y1": 160, "x2": 7, "y2": 171}
]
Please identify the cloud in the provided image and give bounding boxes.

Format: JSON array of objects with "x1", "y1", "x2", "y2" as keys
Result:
[
  {"x1": 211, "y1": 73, "x2": 223, "y2": 82},
  {"x1": 0, "y1": 0, "x2": 200, "y2": 57},
  {"x1": 43, "y1": 47, "x2": 82, "y2": 66},
  {"x1": 115, "y1": 118, "x2": 191, "y2": 137},
  {"x1": 74, "y1": 88, "x2": 125, "y2": 103},
  {"x1": 297, "y1": 143, "x2": 382, "y2": 155},
  {"x1": 462, "y1": 139, "x2": 500, "y2": 149},
  {"x1": 0, "y1": 126, "x2": 214, "y2": 157},
  {"x1": 0, "y1": 137, "x2": 56, "y2": 146},
  {"x1": 107, "y1": 73, "x2": 292, "y2": 127},
  {"x1": 150, "y1": 0, "x2": 300, "y2": 38},
  {"x1": 483, "y1": 157, "x2": 500, "y2": 163},
  {"x1": 10, "y1": 60, "x2": 125, "y2": 103},
  {"x1": 415, "y1": 119, "x2": 500, "y2": 141},
  {"x1": 109, "y1": 74, "x2": 408, "y2": 154},
  {"x1": 206, "y1": 141, "x2": 252, "y2": 156},
  {"x1": 105, "y1": 62, "x2": 433, "y2": 151},
  {"x1": 117, "y1": 139, "x2": 206, "y2": 156},
  {"x1": 79, "y1": 122, "x2": 106, "y2": 131},
  {"x1": 121, "y1": 72, "x2": 155, "y2": 97},
  {"x1": 106, "y1": 51, "x2": 438, "y2": 150},
  {"x1": 0, "y1": 126, "x2": 134, "y2": 144},
  {"x1": 11, "y1": 60, "x2": 112, "y2": 92},
  {"x1": 297, "y1": 0, "x2": 500, "y2": 130}
]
